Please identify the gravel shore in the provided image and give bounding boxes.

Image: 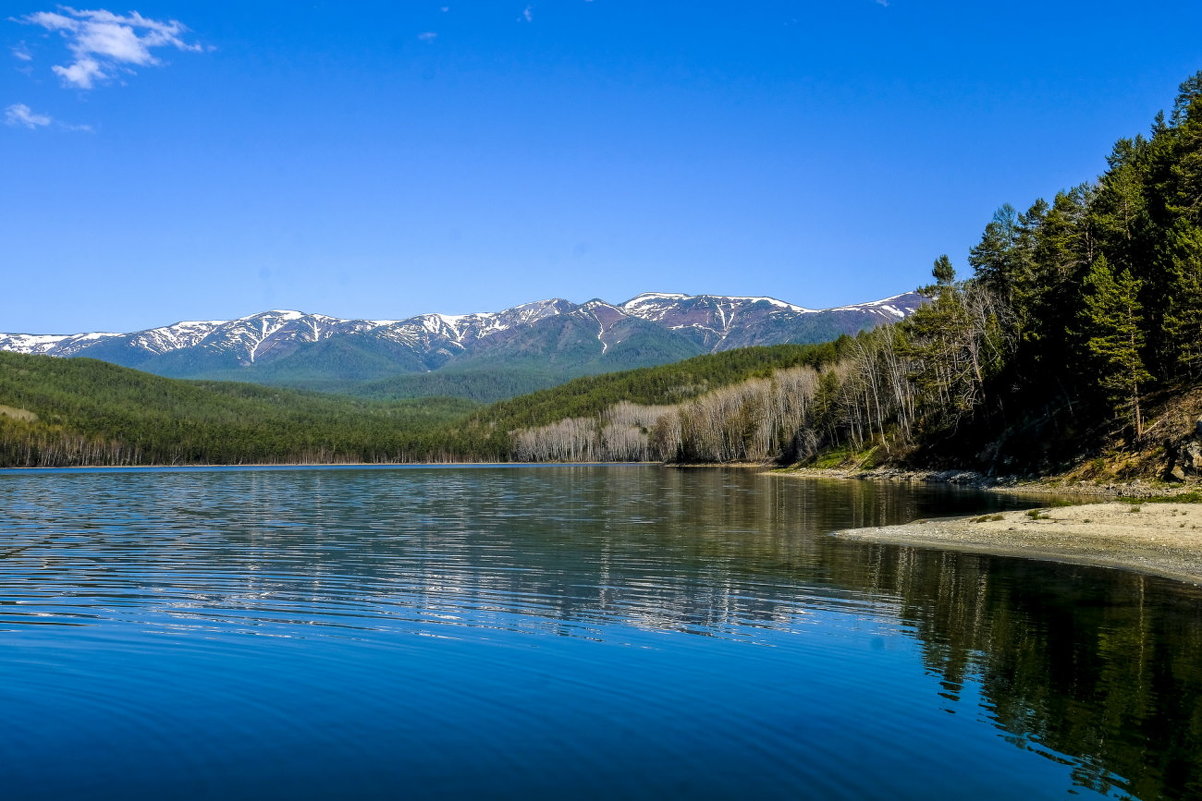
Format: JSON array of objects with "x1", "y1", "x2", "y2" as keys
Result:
[
  {"x1": 835, "y1": 502, "x2": 1202, "y2": 585},
  {"x1": 771, "y1": 466, "x2": 1192, "y2": 498}
]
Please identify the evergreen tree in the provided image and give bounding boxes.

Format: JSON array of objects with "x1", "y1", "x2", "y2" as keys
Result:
[
  {"x1": 968, "y1": 204, "x2": 1019, "y2": 295},
  {"x1": 905, "y1": 256, "x2": 980, "y2": 426},
  {"x1": 1080, "y1": 256, "x2": 1152, "y2": 438},
  {"x1": 932, "y1": 254, "x2": 956, "y2": 286},
  {"x1": 1169, "y1": 72, "x2": 1202, "y2": 223},
  {"x1": 1163, "y1": 222, "x2": 1202, "y2": 378},
  {"x1": 1091, "y1": 138, "x2": 1151, "y2": 267}
]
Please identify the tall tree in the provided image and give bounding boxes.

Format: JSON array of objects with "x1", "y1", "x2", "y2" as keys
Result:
[
  {"x1": 1163, "y1": 222, "x2": 1202, "y2": 378},
  {"x1": 1091, "y1": 138, "x2": 1151, "y2": 266},
  {"x1": 1169, "y1": 72, "x2": 1202, "y2": 223},
  {"x1": 969, "y1": 204, "x2": 1019, "y2": 296},
  {"x1": 1080, "y1": 256, "x2": 1152, "y2": 438}
]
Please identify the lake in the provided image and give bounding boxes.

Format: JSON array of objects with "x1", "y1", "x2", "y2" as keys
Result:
[{"x1": 1, "y1": 465, "x2": 1200, "y2": 800}]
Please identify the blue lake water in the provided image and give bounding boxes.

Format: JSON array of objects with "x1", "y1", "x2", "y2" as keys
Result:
[{"x1": 1, "y1": 465, "x2": 1200, "y2": 800}]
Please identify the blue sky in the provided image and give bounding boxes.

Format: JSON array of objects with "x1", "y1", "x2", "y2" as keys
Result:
[{"x1": 4, "y1": 1, "x2": 1202, "y2": 333}]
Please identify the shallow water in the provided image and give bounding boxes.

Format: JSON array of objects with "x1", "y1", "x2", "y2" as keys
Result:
[{"x1": 1, "y1": 465, "x2": 1200, "y2": 800}]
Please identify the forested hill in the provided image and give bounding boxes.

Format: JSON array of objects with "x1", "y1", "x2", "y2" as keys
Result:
[
  {"x1": 0, "y1": 352, "x2": 476, "y2": 467},
  {"x1": 451, "y1": 342, "x2": 844, "y2": 458},
  {"x1": 487, "y1": 70, "x2": 1202, "y2": 477},
  {"x1": 467, "y1": 342, "x2": 841, "y2": 431},
  {"x1": 0, "y1": 343, "x2": 849, "y2": 467}
]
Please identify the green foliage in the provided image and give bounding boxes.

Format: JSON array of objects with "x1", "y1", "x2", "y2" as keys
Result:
[
  {"x1": 1145, "y1": 491, "x2": 1202, "y2": 504},
  {"x1": 969, "y1": 206, "x2": 1017, "y2": 287},
  {"x1": 1163, "y1": 222, "x2": 1202, "y2": 377},
  {"x1": 932, "y1": 254, "x2": 956, "y2": 286},
  {"x1": 892, "y1": 69, "x2": 1202, "y2": 469},
  {"x1": 1079, "y1": 256, "x2": 1151, "y2": 435},
  {"x1": 351, "y1": 369, "x2": 568, "y2": 404},
  {"x1": 0, "y1": 352, "x2": 478, "y2": 467}
]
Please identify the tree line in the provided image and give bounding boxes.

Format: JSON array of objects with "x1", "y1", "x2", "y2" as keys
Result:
[{"x1": 0, "y1": 353, "x2": 477, "y2": 467}]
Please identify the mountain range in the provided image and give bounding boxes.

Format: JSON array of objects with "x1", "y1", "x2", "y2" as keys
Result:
[{"x1": 0, "y1": 292, "x2": 924, "y2": 400}]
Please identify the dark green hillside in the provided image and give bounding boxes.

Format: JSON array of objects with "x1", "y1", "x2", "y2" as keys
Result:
[
  {"x1": 152, "y1": 333, "x2": 440, "y2": 386},
  {"x1": 349, "y1": 319, "x2": 711, "y2": 404},
  {"x1": 462, "y1": 341, "x2": 841, "y2": 439},
  {"x1": 0, "y1": 352, "x2": 476, "y2": 467},
  {"x1": 353, "y1": 368, "x2": 567, "y2": 403}
]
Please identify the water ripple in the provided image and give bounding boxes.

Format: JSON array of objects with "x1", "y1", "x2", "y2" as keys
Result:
[{"x1": 0, "y1": 466, "x2": 1186, "y2": 800}]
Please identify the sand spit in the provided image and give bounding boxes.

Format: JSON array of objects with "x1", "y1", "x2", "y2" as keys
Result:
[{"x1": 836, "y1": 502, "x2": 1202, "y2": 586}]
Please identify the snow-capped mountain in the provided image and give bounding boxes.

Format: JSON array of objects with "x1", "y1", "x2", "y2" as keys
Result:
[
  {"x1": 0, "y1": 291, "x2": 925, "y2": 389},
  {"x1": 617, "y1": 292, "x2": 917, "y2": 350}
]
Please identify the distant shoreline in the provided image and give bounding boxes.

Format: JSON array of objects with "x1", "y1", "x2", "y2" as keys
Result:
[
  {"x1": 835, "y1": 502, "x2": 1202, "y2": 586},
  {"x1": 0, "y1": 461, "x2": 661, "y2": 473}
]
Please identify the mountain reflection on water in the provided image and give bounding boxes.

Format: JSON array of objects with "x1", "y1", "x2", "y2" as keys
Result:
[{"x1": 1, "y1": 465, "x2": 1200, "y2": 800}]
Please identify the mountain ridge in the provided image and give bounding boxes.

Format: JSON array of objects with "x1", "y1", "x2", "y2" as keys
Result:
[{"x1": 0, "y1": 291, "x2": 924, "y2": 395}]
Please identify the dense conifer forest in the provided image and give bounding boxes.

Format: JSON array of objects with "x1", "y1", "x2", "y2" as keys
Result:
[
  {"x1": 0, "y1": 353, "x2": 476, "y2": 466},
  {"x1": 3, "y1": 72, "x2": 1201, "y2": 473}
]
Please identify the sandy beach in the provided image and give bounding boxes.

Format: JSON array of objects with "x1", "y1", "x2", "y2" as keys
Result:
[{"x1": 836, "y1": 501, "x2": 1202, "y2": 585}]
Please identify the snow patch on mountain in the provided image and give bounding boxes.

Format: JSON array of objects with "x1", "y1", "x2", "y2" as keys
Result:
[
  {"x1": 829, "y1": 292, "x2": 924, "y2": 318},
  {"x1": 0, "y1": 291, "x2": 924, "y2": 370}
]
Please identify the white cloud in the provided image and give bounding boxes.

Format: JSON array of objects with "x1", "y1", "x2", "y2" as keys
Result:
[
  {"x1": 19, "y1": 6, "x2": 203, "y2": 89},
  {"x1": 4, "y1": 102, "x2": 92, "y2": 131},
  {"x1": 12, "y1": 43, "x2": 33, "y2": 61},
  {"x1": 520, "y1": 5, "x2": 533, "y2": 22},
  {"x1": 5, "y1": 103, "x2": 52, "y2": 128},
  {"x1": 418, "y1": 31, "x2": 438, "y2": 41}
]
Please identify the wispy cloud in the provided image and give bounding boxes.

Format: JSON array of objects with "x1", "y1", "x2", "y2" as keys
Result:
[
  {"x1": 11, "y1": 42, "x2": 33, "y2": 61},
  {"x1": 520, "y1": 5, "x2": 533, "y2": 22},
  {"x1": 418, "y1": 31, "x2": 438, "y2": 41},
  {"x1": 5, "y1": 103, "x2": 51, "y2": 128},
  {"x1": 18, "y1": 6, "x2": 203, "y2": 89},
  {"x1": 4, "y1": 102, "x2": 92, "y2": 131}
]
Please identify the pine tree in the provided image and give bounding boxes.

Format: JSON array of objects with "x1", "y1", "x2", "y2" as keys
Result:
[
  {"x1": 968, "y1": 204, "x2": 1019, "y2": 295},
  {"x1": 1080, "y1": 256, "x2": 1152, "y2": 438},
  {"x1": 1163, "y1": 222, "x2": 1202, "y2": 378},
  {"x1": 1091, "y1": 138, "x2": 1150, "y2": 266},
  {"x1": 932, "y1": 254, "x2": 955, "y2": 286},
  {"x1": 1169, "y1": 72, "x2": 1202, "y2": 223},
  {"x1": 905, "y1": 256, "x2": 982, "y2": 426}
]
